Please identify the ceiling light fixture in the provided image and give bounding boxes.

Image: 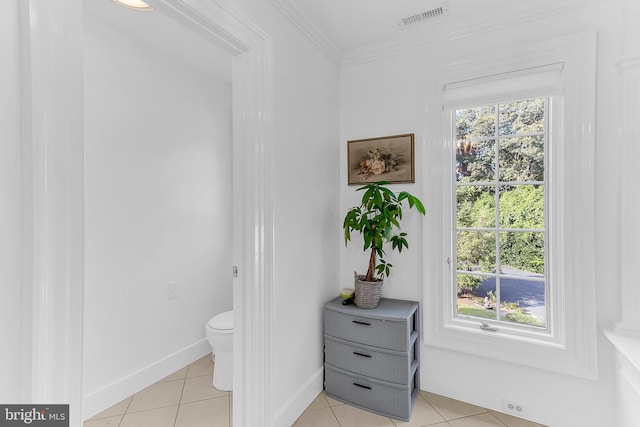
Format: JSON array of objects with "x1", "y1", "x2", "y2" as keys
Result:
[{"x1": 111, "y1": 0, "x2": 154, "y2": 11}]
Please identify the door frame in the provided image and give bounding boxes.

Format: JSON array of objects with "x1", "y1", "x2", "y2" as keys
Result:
[{"x1": 21, "y1": 0, "x2": 274, "y2": 425}]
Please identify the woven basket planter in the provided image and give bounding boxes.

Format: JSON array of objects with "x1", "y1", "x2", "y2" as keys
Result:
[{"x1": 354, "y1": 275, "x2": 383, "y2": 308}]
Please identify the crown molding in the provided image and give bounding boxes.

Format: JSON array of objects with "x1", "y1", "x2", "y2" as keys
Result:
[
  {"x1": 341, "y1": 0, "x2": 605, "y2": 67},
  {"x1": 268, "y1": 0, "x2": 342, "y2": 66},
  {"x1": 268, "y1": 0, "x2": 605, "y2": 69}
]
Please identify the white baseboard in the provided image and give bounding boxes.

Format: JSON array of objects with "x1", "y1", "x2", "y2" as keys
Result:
[
  {"x1": 274, "y1": 367, "x2": 323, "y2": 427},
  {"x1": 82, "y1": 339, "x2": 211, "y2": 420}
]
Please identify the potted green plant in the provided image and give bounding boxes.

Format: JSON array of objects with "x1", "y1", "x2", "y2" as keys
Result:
[{"x1": 343, "y1": 181, "x2": 426, "y2": 308}]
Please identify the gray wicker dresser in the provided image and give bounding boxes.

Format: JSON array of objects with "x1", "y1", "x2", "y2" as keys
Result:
[{"x1": 323, "y1": 296, "x2": 420, "y2": 421}]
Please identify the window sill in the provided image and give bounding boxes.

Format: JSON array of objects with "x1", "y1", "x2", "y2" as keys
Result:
[
  {"x1": 425, "y1": 321, "x2": 598, "y2": 380},
  {"x1": 605, "y1": 328, "x2": 640, "y2": 377}
]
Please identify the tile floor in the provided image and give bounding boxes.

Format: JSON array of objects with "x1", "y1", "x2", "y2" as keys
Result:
[
  {"x1": 84, "y1": 355, "x2": 546, "y2": 427},
  {"x1": 294, "y1": 391, "x2": 547, "y2": 427},
  {"x1": 84, "y1": 355, "x2": 231, "y2": 427}
]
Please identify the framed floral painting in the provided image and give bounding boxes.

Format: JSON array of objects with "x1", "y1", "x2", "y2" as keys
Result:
[{"x1": 347, "y1": 133, "x2": 415, "y2": 185}]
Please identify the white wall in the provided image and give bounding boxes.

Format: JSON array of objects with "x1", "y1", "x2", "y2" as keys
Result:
[
  {"x1": 82, "y1": 10, "x2": 233, "y2": 418},
  {"x1": 233, "y1": 1, "x2": 341, "y2": 425},
  {"x1": 271, "y1": 40, "x2": 340, "y2": 426},
  {"x1": 0, "y1": 0, "x2": 24, "y2": 402},
  {"x1": 339, "y1": 2, "x2": 620, "y2": 426}
]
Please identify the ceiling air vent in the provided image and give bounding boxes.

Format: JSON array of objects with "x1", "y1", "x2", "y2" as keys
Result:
[{"x1": 398, "y1": 3, "x2": 449, "y2": 28}]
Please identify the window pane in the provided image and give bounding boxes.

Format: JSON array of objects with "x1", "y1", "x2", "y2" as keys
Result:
[
  {"x1": 451, "y1": 97, "x2": 548, "y2": 332},
  {"x1": 499, "y1": 185, "x2": 544, "y2": 229},
  {"x1": 456, "y1": 186, "x2": 495, "y2": 228},
  {"x1": 456, "y1": 231, "x2": 496, "y2": 273},
  {"x1": 456, "y1": 139, "x2": 495, "y2": 182},
  {"x1": 498, "y1": 98, "x2": 544, "y2": 136},
  {"x1": 500, "y1": 231, "x2": 545, "y2": 274},
  {"x1": 497, "y1": 275, "x2": 546, "y2": 328},
  {"x1": 456, "y1": 274, "x2": 497, "y2": 320},
  {"x1": 456, "y1": 105, "x2": 496, "y2": 138},
  {"x1": 498, "y1": 135, "x2": 544, "y2": 182}
]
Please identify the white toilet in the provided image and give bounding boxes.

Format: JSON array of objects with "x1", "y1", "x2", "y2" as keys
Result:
[{"x1": 205, "y1": 310, "x2": 233, "y2": 391}]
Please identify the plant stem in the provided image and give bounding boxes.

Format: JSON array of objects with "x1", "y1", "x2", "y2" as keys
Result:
[{"x1": 366, "y1": 248, "x2": 376, "y2": 282}]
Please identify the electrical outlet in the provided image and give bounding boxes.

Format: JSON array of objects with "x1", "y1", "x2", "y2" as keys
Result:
[
  {"x1": 502, "y1": 398, "x2": 526, "y2": 416},
  {"x1": 167, "y1": 281, "x2": 178, "y2": 300}
]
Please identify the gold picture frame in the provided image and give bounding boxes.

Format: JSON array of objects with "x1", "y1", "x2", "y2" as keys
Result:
[{"x1": 347, "y1": 133, "x2": 415, "y2": 185}]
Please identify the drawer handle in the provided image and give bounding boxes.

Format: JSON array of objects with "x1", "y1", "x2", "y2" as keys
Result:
[
  {"x1": 353, "y1": 351, "x2": 371, "y2": 358},
  {"x1": 353, "y1": 382, "x2": 372, "y2": 390},
  {"x1": 352, "y1": 320, "x2": 371, "y2": 326}
]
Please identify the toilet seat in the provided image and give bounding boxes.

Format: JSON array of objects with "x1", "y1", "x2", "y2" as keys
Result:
[{"x1": 207, "y1": 310, "x2": 233, "y2": 332}]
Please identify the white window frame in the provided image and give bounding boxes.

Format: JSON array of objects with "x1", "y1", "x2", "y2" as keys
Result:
[{"x1": 422, "y1": 32, "x2": 598, "y2": 379}]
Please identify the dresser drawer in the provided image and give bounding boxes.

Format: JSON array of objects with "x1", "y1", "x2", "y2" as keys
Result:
[
  {"x1": 324, "y1": 364, "x2": 419, "y2": 422},
  {"x1": 324, "y1": 335, "x2": 417, "y2": 384},
  {"x1": 324, "y1": 310, "x2": 407, "y2": 350}
]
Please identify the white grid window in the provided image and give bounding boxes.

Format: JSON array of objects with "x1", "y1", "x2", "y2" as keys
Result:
[{"x1": 453, "y1": 98, "x2": 548, "y2": 331}]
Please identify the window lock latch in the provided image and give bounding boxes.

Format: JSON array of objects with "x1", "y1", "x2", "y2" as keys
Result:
[{"x1": 480, "y1": 322, "x2": 499, "y2": 332}]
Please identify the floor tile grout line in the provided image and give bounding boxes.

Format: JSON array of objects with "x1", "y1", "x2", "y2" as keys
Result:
[
  {"x1": 181, "y1": 394, "x2": 230, "y2": 406},
  {"x1": 419, "y1": 393, "x2": 493, "y2": 424},
  {"x1": 441, "y1": 410, "x2": 491, "y2": 423},
  {"x1": 121, "y1": 403, "x2": 181, "y2": 416},
  {"x1": 84, "y1": 394, "x2": 134, "y2": 424},
  {"x1": 328, "y1": 403, "x2": 343, "y2": 427},
  {"x1": 186, "y1": 373, "x2": 214, "y2": 379},
  {"x1": 173, "y1": 376, "x2": 188, "y2": 427},
  {"x1": 488, "y1": 411, "x2": 510, "y2": 427},
  {"x1": 116, "y1": 392, "x2": 135, "y2": 427},
  {"x1": 416, "y1": 393, "x2": 450, "y2": 424}
]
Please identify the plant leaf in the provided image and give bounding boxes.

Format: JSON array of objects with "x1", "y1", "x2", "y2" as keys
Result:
[{"x1": 408, "y1": 195, "x2": 426, "y2": 215}]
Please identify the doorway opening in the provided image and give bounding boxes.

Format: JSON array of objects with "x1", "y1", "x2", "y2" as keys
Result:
[{"x1": 82, "y1": 0, "x2": 234, "y2": 420}]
